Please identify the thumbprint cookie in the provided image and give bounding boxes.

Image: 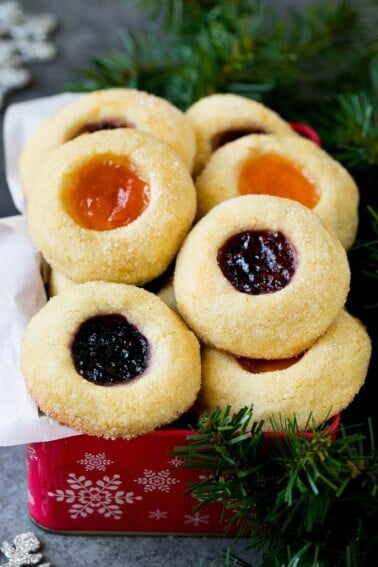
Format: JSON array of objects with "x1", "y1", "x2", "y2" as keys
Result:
[
  {"x1": 21, "y1": 281, "x2": 201, "y2": 439},
  {"x1": 174, "y1": 195, "x2": 350, "y2": 359},
  {"x1": 26, "y1": 129, "x2": 197, "y2": 285},
  {"x1": 195, "y1": 134, "x2": 359, "y2": 249},
  {"x1": 186, "y1": 94, "x2": 298, "y2": 176},
  {"x1": 19, "y1": 88, "x2": 196, "y2": 197},
  {"x1": 198, "y1": 310, "x2": 371, "y2": 431}
]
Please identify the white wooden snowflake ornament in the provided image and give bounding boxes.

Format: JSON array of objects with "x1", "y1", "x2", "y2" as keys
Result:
[
  {"x1": 0, "y1": 1, "x2": 58, "y2": 108},
  {"x1": 0, "y1": 532, "x2": 49, "y2": 567}
]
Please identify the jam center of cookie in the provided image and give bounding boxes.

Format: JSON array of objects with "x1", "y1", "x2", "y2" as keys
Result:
[
  {"x1": 211, "y1": 128, "x2": 266, "y2": 152},
  {"x1": 217, "y1": 230, "x2": 296, "y2": 294},
  {"x1": 63, "y1": 154, "x2": 150, "y2": 231},
  {"x1": 236, "y1": 353, "x2": 304, "y2": 373},
  {"x1": 71, "y1": 314, "x2": 149, "y2": 385},
  {"x1": 238, "y1": 153, "x2": 319, "y2": 209},
  {"x1": 72, "y1": 118, "x2": 136, "y2": 138}
]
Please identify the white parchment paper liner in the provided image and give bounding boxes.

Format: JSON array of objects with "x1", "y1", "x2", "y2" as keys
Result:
[
  {"x1": 0, "y1": 93, "x2": 83, "y2": 445},
  {"x1": 4, "y1": 92, "x2": 81, "y2": 212}
]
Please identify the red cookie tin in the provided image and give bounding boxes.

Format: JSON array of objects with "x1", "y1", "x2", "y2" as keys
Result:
[
  {"x1": 26, "y1": 428, "x2": 236, "y2": 535},
  {"x1": 26, "y1": 412, "x2": 340, "y2": 535}
]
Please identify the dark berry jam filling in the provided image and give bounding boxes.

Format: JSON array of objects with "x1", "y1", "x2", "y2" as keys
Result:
[
  {"x1": 217, "y1": 230, "x2": 296, "y2": 295},
  {"x1": 236, "y1": 353, "x2": 304, "y2": 373},
  {"x1": 71, "y1": 313, "x2": 149, "y2": 385},
  {"x1": 72, "y1": 118, "x2": 136, "y2": 138},
  {"x1": 211, "y1": 128, "x2": 266, "y2": 152}
]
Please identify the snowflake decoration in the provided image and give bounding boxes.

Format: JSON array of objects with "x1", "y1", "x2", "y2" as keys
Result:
[
  {"x1": 134, "y1": 469, "x2": 180, "y2": 493},
  {"x1": 167, "y1": 456, "x2": 185, "y2": 468},
  {"x1": 148, "y1": 509, "x2": 168, "y2": 521},
  {"x1": 0, "y1": 532, "x2": 49, "y2": 566},
  {"x1": 183, "y1": 511, "x2": 210, "y2": 527},
  {"x1": 77, "y1": 452, "x2": 113, "y2": 472},
  {"x1": 48, "y1": 473, "x2": 142, "y2": 520},
  {"x1": 0, "y1": 1, "x2": 58, "y2": 108}
]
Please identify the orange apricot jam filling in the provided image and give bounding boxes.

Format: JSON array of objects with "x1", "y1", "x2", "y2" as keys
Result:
[
  {"x1": 236, "y1": 353, "x2": 304, "y2": 373},
  {"x1": 63, "y1": 154, "x2": 150, "y2": 231},
  {"x1": 238, "y1": 153, "x2": 319, "y2": 209}
]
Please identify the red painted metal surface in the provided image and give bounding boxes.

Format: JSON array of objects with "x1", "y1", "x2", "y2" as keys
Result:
[{"x1": 26, "y1": 429, "x2": 235, "y2": 534}]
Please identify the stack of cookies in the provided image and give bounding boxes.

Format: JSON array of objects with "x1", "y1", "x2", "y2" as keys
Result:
[
  {"x1": 20, "y1": 89, "x2": 202, "y2": 439},
  {"x1": 174, "y1": 194, "x2": 370, "y2": 430},
  {"x1": 19, "y1": 89, "x2": 371, "y2": 438},
  {"x1": 182, "y1": 94, "x2": 370, "y2": 430}
]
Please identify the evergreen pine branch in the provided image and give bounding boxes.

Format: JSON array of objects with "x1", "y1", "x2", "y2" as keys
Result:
[
  {"x1": 173, "y1": 407, "x2": 378, "y2": 566},
  {"x1": 67, "y1": 1, "x2": 378, "y2": 111},
  {"x1": 69, "y1": 25, "x2": 181, "y2": 96},
  {"x1": 313, "y1": 57, "x2": 378, "y2": 173}
]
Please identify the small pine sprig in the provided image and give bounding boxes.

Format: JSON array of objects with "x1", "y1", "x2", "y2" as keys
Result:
[
  {"x1": 173, "y1": 405, "x2": 265, "y2": 534},
  {"x1": 313, "y1": 57, "x2": 378, "y2": 175},
  {"x1": 173, "y1": 406, "x2": 378, "y2": 566},
  {"x1": 197, "y1": 547, "x2": 243, "y2": 567},
  {"x1": 320, "y1": 91, "x2": 378, "y2": 170}
]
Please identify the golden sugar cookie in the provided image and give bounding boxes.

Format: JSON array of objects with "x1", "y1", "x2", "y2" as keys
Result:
[
  {"x1": 174, "y1": 195, "x2": 350, "y2": 359},
  {"x1": 195, "y1": 134, "x2": 359, "y2": 249},
  {"x1": 186, "y1": 94, "x2": 298, "y2": 176},
  {"x1": 26, "y1": 129, "x2": 197, "y2": 285},
  {"x1": 20, "y1": 88, "x2": 196, "y2": 197},
  {"x1": 198, "y1": 310, "x2": 371, "y2": 431},
  {"x1": 48, "y1": 268, "x2": 76, "y2": 297},
  {"x1": 21, "y1": 281, "x2": 201, "y2": 439}
]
